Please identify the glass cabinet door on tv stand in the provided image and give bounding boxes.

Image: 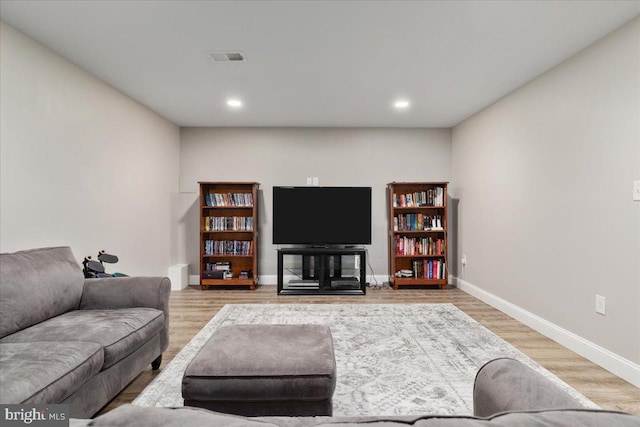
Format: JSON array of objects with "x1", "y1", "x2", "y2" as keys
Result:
[{"x1": 277, "y1": 247, "x2": 366, "y2": 295}]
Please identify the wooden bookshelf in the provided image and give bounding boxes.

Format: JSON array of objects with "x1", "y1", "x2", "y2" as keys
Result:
[
  {"x1": 387, "y1": 182, "x2": 448, "y2": 290},
  {"x1": 198, "y1": 182, "x2": 259, "y2": 290}
]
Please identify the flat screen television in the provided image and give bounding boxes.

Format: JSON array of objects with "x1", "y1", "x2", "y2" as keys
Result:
[{"x1": 272, "y1": 186, "x2": 372, "y2": 245}]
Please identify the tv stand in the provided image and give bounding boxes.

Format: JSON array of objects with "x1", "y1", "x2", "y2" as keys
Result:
[{"x1": 277, "y1": 247, "x2": 366, "y2": 295}]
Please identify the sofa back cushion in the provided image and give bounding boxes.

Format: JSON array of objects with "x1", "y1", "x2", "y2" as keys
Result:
[{"x1": 0, "y1": 246, "x2": 84, "y2": 338}]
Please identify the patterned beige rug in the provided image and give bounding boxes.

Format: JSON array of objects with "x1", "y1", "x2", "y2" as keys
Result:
[{"x1": 134, "y1": 303, "x2": 596, "y2": 416}]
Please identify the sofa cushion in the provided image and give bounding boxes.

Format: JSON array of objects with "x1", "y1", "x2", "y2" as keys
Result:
[
  {"x1": 86, "y1": 405, "x2": 281, "y2": 427},
  {"x1": 473, "y1": 357, "x2": 590, "y2": 417},
  {"x1": 83, "y1": 405, "x2": 640, "y2": 427},
  {"x1": 0, "y1": 247, "x2": 85, "y2": 338},
  {"x1": 0, "y1": 308, "x2": 163, "y2": 369},
  {"x1": 0, "y1": 342, "x2": 103, "y2": 404}
]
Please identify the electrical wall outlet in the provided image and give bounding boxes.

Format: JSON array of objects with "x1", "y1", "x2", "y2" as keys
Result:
[
  {"x1": 306, "y1": 177, "x2": 312, "y2": 185},
  {"x1": 312, "y1": 177, "x2": 319, "y2": 186},
  {"x1": 595, "y1": 295, "x2": 606, "y2": 315},
  {"x1": 461, "y1": 254, "x2": 467, "y2": 266},
  {"x1": 634, "y1": 180, "x2": 640, "y2": 201}
]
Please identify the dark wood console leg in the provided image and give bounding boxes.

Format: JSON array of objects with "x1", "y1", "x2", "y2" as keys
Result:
[{"x1": 151, "y1": 355, "x2": 162, "y2": 370}]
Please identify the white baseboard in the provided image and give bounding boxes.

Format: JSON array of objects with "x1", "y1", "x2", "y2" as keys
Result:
[
  {"x1": 260, "y1": 275, "x2": 278, "y2": 285},
  {"x1": 456, "y1": 278, "x2": 640, "y2": 388},
  {"x1": 368, "y1": 275, "x2": 391, "y2": 287}
]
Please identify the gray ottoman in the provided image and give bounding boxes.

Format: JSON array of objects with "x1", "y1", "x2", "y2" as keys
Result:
[{"x1": 182, "y1": 324, "x2": 336, "y2": 416}]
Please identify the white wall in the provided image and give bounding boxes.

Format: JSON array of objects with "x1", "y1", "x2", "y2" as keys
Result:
[
  {"x1": 452, "y1": 16, "x2": 640, "y2": 369},
  {"x1": 178, "y1": 127, "x2": 451, "y2": 282},
  {"x1": 0, "y1": 22, "x2": 180, "y2": 276},
  {"x1": 2, "y1": 10, "x2": 637, "y2": 384}
]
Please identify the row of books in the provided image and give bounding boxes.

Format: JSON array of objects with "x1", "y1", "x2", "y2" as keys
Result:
[
  {"x1": 393, "y1": 187, "x2": 445, "y2": 208},
  {"x1": 395, "y1": 236, "x2": 445, "y2": 256},
  {"x1": 394, "y1": 214, "x2": 443, "y2": 231},
  {"x1": 411, "y1": 259, "x2": 446, "y2": 280},
  {"x1": 204, "y1": 216, "x2": 253, "y2": 231},
  {"x1": 203, "y1": 240, "x2": 253, "y2": 256},
  {"x1": 204, "y1": 192, "x2": 253, "y2": 207}
]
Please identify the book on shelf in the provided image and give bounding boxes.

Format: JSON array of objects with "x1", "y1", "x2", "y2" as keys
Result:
[
  {"x1": 393, "y1": 187, "x2": 445, "y2": 208},
  {"x1": 204, "y1": 216, "x2": 254, "y2": 231},
  {"x1": 203, "y1": 240, "x2": 253, "y2": 256},
  {"x1": 411, "y1": 259, "x2": 446, "y2": 280},
  {"x1": 395, "y1": 236, "x2": 445, "y2": 256},
  {"x1": 204, "y1": 192, "x2": 254, "y2": 207},
  {"x1": 394, "y1": 214, "x2": 443, "y2": 231},
  {"x1": 204, "y1": 262, "x2": 231, "y2": 271},
  {"x1": 203, "y1": 262, "x2": 231, "y2": 278}
]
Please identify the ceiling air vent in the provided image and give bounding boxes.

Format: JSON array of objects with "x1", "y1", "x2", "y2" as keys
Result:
[{"x1": 209, "y1": 51, "x2": 246, "y2": 62}]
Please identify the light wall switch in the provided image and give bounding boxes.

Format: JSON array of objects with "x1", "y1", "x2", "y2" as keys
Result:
[
  {"x1": 634, "y1": 180, "x2": 640, "y2": 201},
  {"x1": 595, "y1": 295, "x2": 606, "y2": 316}
]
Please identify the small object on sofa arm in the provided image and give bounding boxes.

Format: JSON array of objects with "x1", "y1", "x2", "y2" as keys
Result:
[{"x1": 473, "y1": 357, "x2": 590, "y2": 417}]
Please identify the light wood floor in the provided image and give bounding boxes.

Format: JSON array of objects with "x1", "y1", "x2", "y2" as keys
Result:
[{"x1": 100, "y1": 285, "x2": 640, "y2": 416}]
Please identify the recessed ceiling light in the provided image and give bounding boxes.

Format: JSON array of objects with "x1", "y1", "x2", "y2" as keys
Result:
[
  {"x1": 394, "y1": 100, "x2": 410, "y2": 109},
  {"x1": 227, "y1": 99, "x2": 243, "y2": 108},
  {"x1": 209, "y1": 51, "x2": 246, "y2": 62}
]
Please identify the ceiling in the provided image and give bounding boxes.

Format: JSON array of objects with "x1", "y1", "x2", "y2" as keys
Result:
[{"x1": 1, "y1": 1, "x2": 638, "y2": 128}]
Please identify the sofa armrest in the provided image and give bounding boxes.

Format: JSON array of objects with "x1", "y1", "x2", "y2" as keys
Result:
[
  {"x1": 79, "y1": 276, "x2": 170, "y2": 352},
  {"x1": 473, "y1": 358, "x2": 589, "y2": 418}
]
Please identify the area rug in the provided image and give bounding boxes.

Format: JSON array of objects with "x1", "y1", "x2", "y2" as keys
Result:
[{"x1": 133, "y1": 303, "x2": 596, "y2": 416}]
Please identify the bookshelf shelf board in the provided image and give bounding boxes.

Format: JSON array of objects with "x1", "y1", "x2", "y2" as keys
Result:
[
  {"x1": 393, "y1": 229, "x2": 444, "y2": 234},
  {"x1": 201, "y1": 278, "x2": 255, "y2": 286},
  {"x1": 201, "y1": 206, "x2": 254, "y2": 210},
  {"x1": 394, "y1": 254, "x2": 446, "y2": 259},
  {"x1": 393, "y1": 206, "x2": 444, "y2": 210},
  {"x1": 394, "y1": 278, "x2": 447, "y2": 285},
  {"x1": 202, "y1": 254, "x2": 254, "y2": 258},
  {"x1": 201, "y1": 230, "x2": 254, "y2": 234}
]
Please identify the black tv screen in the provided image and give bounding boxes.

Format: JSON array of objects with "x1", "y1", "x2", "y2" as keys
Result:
[{"x1": 272, "y1": 186, "x2": 372, "y2": 245}]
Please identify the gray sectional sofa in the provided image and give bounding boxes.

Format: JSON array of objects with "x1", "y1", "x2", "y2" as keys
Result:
[
  {"x1": 4, "y1": 247, "x2": 639, "y2": 426},
  {"x1": 0, "y1": 246, "x2": 170, "y2": 418},
  {"x1": 69, "y1": 358, "x2": 640, "y2": 426}
]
